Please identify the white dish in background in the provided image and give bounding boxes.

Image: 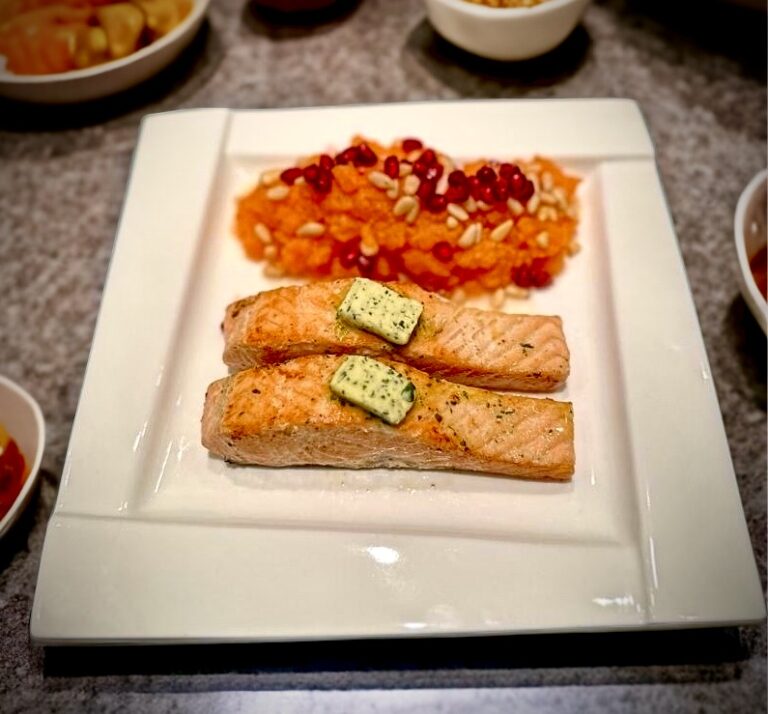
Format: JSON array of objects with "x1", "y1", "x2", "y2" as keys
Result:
[
  {"x1": 0, "y1": 0, "x2": 210, "y2": 104},
  {"x1": 424, "y1": 0, "x2": 591, "y2": 61},
  {"x1": 734, "y1": 169, "x2": 767, "y2": 333},
  {"x1": 0, "y1": 375, "x2": 45, "y2": 539},
  {"x1": 31, "y1": 100, "x2": 765, "y2": 644}
]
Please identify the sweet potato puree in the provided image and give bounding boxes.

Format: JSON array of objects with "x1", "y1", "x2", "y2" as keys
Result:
[{"x1": 234, "y1": 138, "x2": 580, "y2": 297}]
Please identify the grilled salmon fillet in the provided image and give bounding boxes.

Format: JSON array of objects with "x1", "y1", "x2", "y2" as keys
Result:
[
  {"x1": 202, "y1": 355, "x2": 574, "y2": 481},
  {"x1": 223, "y1": 280, "x2": 569, "y2": 392}
]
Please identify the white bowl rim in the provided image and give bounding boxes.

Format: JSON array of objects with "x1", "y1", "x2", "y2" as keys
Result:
[
  {"x1": 733, "y1": 167, "x2": 767, "y2": 332},
  {"x1": 0, "y1": 374, "x2": 46, "y2": 535},
  {"x1": 0, "y1": 0, "x2": 210, "y2": 85},
  {"x1": 428, "y1": 0, "x2": 587, "y2": 18}
]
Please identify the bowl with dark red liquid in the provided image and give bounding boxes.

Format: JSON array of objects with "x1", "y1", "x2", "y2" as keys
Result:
[
  {"x1": 0, "y1": 375, "x2": 45, "y2": 539},
  {"x1": 734, "y1": 169, "x2": 767, "y2": 334}
]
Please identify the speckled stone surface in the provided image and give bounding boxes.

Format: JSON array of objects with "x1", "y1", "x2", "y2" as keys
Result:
[{"x1": 0, "y1": 0, "x2": 765, "y2": 712}]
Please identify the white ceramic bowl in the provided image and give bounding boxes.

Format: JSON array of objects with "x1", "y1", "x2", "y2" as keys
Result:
[
  {"x1": 0, "y1": 0, "x2": 210, "y2": 104},
  {"x1": 424, "y1": 0, "x2": 591, "y2": 61},
  {"x1": 734, "y1": 169, "x2": 767, "y2": 333},
  {"x1": 0, "y1": 375, "x2": 45, "y2": 539}
]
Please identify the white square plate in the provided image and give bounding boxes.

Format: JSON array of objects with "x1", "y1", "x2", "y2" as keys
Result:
[{"x1": 31, "y1": 101, "x2": 765, "y2": 644}]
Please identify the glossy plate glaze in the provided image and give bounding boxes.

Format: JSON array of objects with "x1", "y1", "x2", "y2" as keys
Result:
[{"x1": 31, "y1": 101, "x2": 765, "y2": 644}]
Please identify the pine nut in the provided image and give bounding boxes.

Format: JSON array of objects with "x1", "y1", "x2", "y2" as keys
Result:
[
  {"x1": 526, "y1": 193, "x2": 540, "y2": 214},
  {"x1": 254, "y1": 222, "x2": 272, "y2": 244},
  {"x1": 264, "y1": 244, "x2": 277, "y2": 259},
  {"x1": 553, "y1": 186, "x2": 568, "y2": 208},
  {"x1": 540, "y1": 191, "x2": 556, "y2": 205},
  {"x1": 446, "y1": 216, "x2": 459, "y2": 229},
  {"x1": 368, "y1": 171, "x2": 394, "y2": 190},
  {"x1": 406, "y1": 150, "x2": 421, "y2": 162},
  {"x1": 360, "y1": 239, "x2": 379, "y2": 256},
  {"x1": 447, "y1": 203, "x2": 469, "y2": 221},
  {"x1": 403, "y1": 175, "x2": 420, "y2": 196},
  {"x1": 490, "y1": 219, "x2": 513, "y2": 242},
  {"x1": 263, "y1": 263, "x2": 285, "y2": 278},
  {"x1": 386, "y1": 179, "x2": 400, "y2": 200},
  {"x1": 490, "y1": 287, "x2": 506, "y2": 310},
  {"x1": 536, "y1": 231, "x2": 550, "y2": 248},
  {"x1": 260, "y1": 169, "x2": 281, "y2": 187},
  {"x1": 393, "y1": 196, "x2": 417, "y2": 217},
  {"x1": 297, "y1": 221, "x2": 325, "y2": 237},
  {"x1": 507, "y1": 198, "x2": 524, "y2": 216},
  {"x1": 458, "y1": 223, "x2": 480, "y2": 248},
  {"x1": 568, "y1": 241, "x2": 582, "y2": 255},
  {"x1": 542, "y1": 171, "x2": 554, "y2": 191},
  {"x1": 266, "y1": 185, "x2": 290, "y2": 201},
  {"x1": 463, "y1": 197, "x2": 478, "y2": 214},
  {"x1": 399, "y1": 162, "x2": 413, "y2": 177},
  {"x1": 505, "y1": 284, "x2": 530, "y2": 299},
  {"x1": 476, "y1": 200, "x2": 492, "y2": 212},
  {"x1": 405, "y1": 201, "x2": 420, "y2": 224}
]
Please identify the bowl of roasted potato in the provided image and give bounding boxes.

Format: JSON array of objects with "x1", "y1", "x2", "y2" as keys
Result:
[{"x1": 0, "y1": 0, "x2": 210, "y2": 102}]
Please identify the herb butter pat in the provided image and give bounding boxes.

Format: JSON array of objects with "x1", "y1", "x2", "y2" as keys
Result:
[
  {"x1": 337, "y1": 278, "x2": 423, "y2": 345},
  {"x1": 330, "y1": 356, "x2": 416, "y2": 425}
]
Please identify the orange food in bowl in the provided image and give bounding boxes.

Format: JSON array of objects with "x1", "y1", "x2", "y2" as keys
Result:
[{"x1": 234, "y1": 137, "x2": 580, "y2": 297}]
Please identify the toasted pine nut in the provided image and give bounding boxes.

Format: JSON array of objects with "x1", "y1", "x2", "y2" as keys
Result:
[
  {"x1": 463, "y1": 197, "x2": 478, "y2": 214},
  {"x1": 447, "y1": 203, "x2": 469, "y2": 221},
  {"x1": 266, "y1": 185, "x2": 290, "y2": 201},
  {"x1": 446, "y1": 216, "x2": 459, "y2": 229},
  {"x1": 264, "y1": 244, "x2": 277, "y2": 259},
  {"x1": 393, "y1": 196, "x2": 417, "y2": 217},
  {"x1": 505, "y1": 284, "x2": 530, "y2": 299},
  {"x1": 540, "y1": 191, "x2": 556, "y2": 205},
  {"x1": 403, "y1": 174, "x2": 420, "y2": 196},
  {"x1": 490, "y1": 219, "x2": 513, "y2": 242},
  {"x1": 458, "y1": 223, "x2": 480, "y2": 248},
  {"x1": 526, "y1": 193, "x2": 540, "y2": 214},
  {"x1": 405, "y1": 202, "x2": 420, "y2": 224},
  {"x1": 368, "y1": 171, "x2": 394, "y2": 190},
  {"x1": 490, "y1": 287, "x2": 506, "y2": 310},
  {"x1": 254, "y1": 223, "x2": 272, "y2": 244},
  {"x1": 541, "y1": 171, "x2": 554, "y2": 191},
  {"x1": 476, "y1": 200, "x2": 492, "y2": 212},
  {"x1": 260, "y1": 169, "x2": 281, "y2": 187},
  {"x1": 507, "y1": 198, "x2": 524, "y2": 216},
  {"x1": 360, "y1": 239, "x2": 379, "y2": 257},
  {"x1": 386, "y1": 179, "x2": 400, "y2": 200},
  {"x1": 297, "y1": 221, "x2": 325, "y2": 237},
  {"x1": 553, "y1": 186, "x2": 568, "y2": 208},
  {"x1": 536, "y1": 231, "x2": 550, "y2": 248}
]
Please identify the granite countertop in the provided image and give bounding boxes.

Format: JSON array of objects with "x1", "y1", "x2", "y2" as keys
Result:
[{"x1": 0, "y1": 0, "x2": 765, "y2": 711}]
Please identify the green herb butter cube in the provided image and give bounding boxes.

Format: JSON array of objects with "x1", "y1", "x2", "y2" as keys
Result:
[
  {"x1": 330, "y1": 355, "x2": 416, "y2": 425},
  {"x1": 337, "y1": 278, "x2": 423, "y2": 345}
]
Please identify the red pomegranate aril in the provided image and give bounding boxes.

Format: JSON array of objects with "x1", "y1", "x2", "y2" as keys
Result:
[
  {"x1": 432, "y1": 241, "x2": 454, "y2": 263},
  {"x1": 402, "y1": 138, "x2": 423, "y2": 153},
  {"x1": 424, "y1": 163, "x2": 444, "y2": 182},
  {"x1": 519, "y1": 179, "x2": 535, "y2": 202},
  {"x1": 477, "y1": 165, "x2": 497, "y2": 185},
  {"x1": 494, "y1": 179, "x2": 509, "y2": 202},
  {"x1": 499, "y1": 163, "x2": 518, "y2": 179},
  {"x1": 384, "y1": 155, "x2": 400, "y2": 179},
  {"x1": 514, "y1": 265, "x2": 533, "y2": 288},
  {"x1": 509, "y1": 172, "x2": 526, "y2": 198},
  {"x1": 319, "y1": 154, "x2": 335, "y2": 171},
  {"x1": 357, "y1": 252, "x2": 377, "y2": 275},
  {"x1": 479, "y1": 185, "x2": 496, "y2": 204},
  {"x1": 427, "y1": 193, "x2": 447, "y2": 213},
  {"x1": 417, "y1": 179, "x2": 436, "y2": 202},
  {"x1": 315, "y1": 169, "x2": 332, "y2": 193},
  {"x1": 303, "y1": 163, "x2": 320, "y2": 184},
  {"x1": 355, "y1": 143, "x2": 377, "y2": 167},
  {"x1": 336, "y1": 146, "x2": 359, "y2": 165},
  {"x1": 447, "y1": 169, "x2": 467, "y2": 187},
  {"x1": 412, "y1": 160, "x2": 429, "y2": 178},
  {"x1": 419, "y1": 148, "x2": 437, "y2": 166},
  {"x1": 339, "y1": 243, "x2": 360, "y2": 268},
  {"x1": 280, "y1": 167, "x2": 303, "y2": 185},
  {"x1": 468, "y1": 175, "x2": 483, "y2": 200},
  {"x1": 445, "y1": 184, "x2": 470, "y2": 204}
]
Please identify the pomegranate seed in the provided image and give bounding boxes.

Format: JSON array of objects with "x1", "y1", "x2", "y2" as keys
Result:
[
  {"x1": 445, "y1": 184, "x2": 470, "y2": 204},
  {"x1": 384, "y1": 155, "x2": 400, "y2": 179},
  {"x1": 357, "y1": 252, "x2": 377, "y2": 275},
  {"x1": 427, "y1": 193, "x2": 447, "y2": 213},
  {"x1": 419, "y1": 149, "x2": 437, "y2": 166},
  {"x1": 424, "y1": 164, "x2": 444, "y2": 182},
  {"x1": 339, "y1": 243, "x2": 360, "y2": 268},
  {"x1": 402, "y1": 138, "x2": 423, "y2": 153},
  {"x1": 477, "y1": 166, "x2": 497, "y2": 185},
  {"x1": 315, "y1": 169, "x2": 332, "y2": 193},
  {"x1": 468, "y1": 175, "x2": 483, "y2": 200},
  {"x1": 447, "y1": 170, "x2": 468, "y2": 187},
  {"x1": 417, "y1": 179, "x2": 436, "y2": 202},
  {"x1": 530, "y1": 259, "x2": 551, "y2": 287},
  {"x1": 479, "y1": 185, "x2": 496, "y2": 204},
  {"x1": 319, "y1": 154, "x2": 335, "y2": 171},
  {"x1": 355, "y1": 143, "x2": 377, "y2": 167},
  {"x1": 412, "y1": 160, "x2": 429, "y2": 178},
  {"x1": 432, "y1": 241, "x2": 454, "y2": 263},
  {"x1": 280, "y1": 167, "x2": 303, "y2": 185},
  {"x1": 514, "y1": 265, "x2": 533, "y2": 288},
  {"x1": 494, "y1": 178, "x2": 509, "y2": 202},
  {"x1": 499, "y1": 163, "x2": 518, "y2": 179},
  {"x1": 303, "y1": 163, "x2": 320, "y2": 184},
  {"x1": 519, "y1": 179, "x2": 535, "y2": 202},
  {"x1": 336, "y1": 146, "x2": 359, "y2": 165},
  {"x1": 509, "y1": 172, "x2": 526, "y2": 199}
]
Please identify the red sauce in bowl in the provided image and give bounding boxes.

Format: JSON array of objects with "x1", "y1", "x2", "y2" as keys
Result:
[
  {"x1": 749, "y1": 245, "x2": 767, "y2": 300},
  {"x1": 0, "y1": 426, "x2": 28, "y2": 521}
]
